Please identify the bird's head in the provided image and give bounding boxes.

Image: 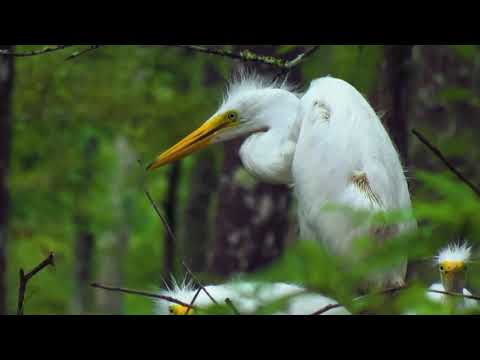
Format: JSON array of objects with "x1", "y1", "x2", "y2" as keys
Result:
[
  {"x1": 436, "y1": 243, "x2": 472, "y2": 293},
  {"x1": 146, "y1": 70, "x2": 300, "y2": 171}
]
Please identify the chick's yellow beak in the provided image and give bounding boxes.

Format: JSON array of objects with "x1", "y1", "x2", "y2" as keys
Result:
[
  {"x1": 440, "y1": 261, "x2": 465, "y2": 273},
  {"x1": 169, "y1": 304, "x2": 194, "y2": 315},
  {"x1": 147, "y1": 114, "x2": 231, "y2": 171}
]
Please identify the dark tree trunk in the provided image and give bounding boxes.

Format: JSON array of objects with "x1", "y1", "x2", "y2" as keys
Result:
[
  {"x1": 162, "y1": 161, "x2": 181, "y2": 283},
  {"x1": 0, "y1": 46, "x2": 14, "y2": 315},
  {"x1": 180, "y1": 61, "x2": 221, "y2": 273},
  {"x1": 209, "y1": 46, "x2": 303, "y2": 276},
  {"x1": 373, "y1": 45, "x2": 414, "y2": 166},
  {"x1": 406, "y1": 45, "x2": 480, "y2": 284},
  {"x1": 182, "y1": 150, "x2": 217, "y2": 272},
  {"x1": 72, "y1": 136, "x2": 98, "y2": 314},
  {"x1": 73, "y1": 225, "x2": 95, "y2": 314}
]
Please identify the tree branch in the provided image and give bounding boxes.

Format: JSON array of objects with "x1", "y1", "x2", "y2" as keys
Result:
[
  {"x1": 0, "y1": 45, "x2": 74, "y2": 57},
  {"x1": 311, "y1": 285, "x2": 480, "y2": 315},
  {"x1": 182, "y1": 261, "x2": 218, "y2": 305},
  {"x1": 17, "y1": 252, "x2": 55, "y2": 315},
  {"x1": 90, "y1": 283, "x2": 194, "y2": 309},
  {"x1": 65, "y1": 45, "x2": 104, "y2": 61},
  {"x1": 311, "y1": 303, "x2": 343, "y2": 315},
  {"x1": 225, "y1": 298, "x2": 241, "y2": 315},
  {"x1": 144, "y1": 190, "x2": 177, "y2": 244},
  {"x1": 412, "y1": 129, "x2": 480, "y2": 197},
  {"x1": 171, "y1": 45, "x2": 289, "y2": 68},
  {"x1": 284, "y1": 45, "x2": 321, "y2": 69},
  {"x1": 1, "y1": 45, "x2": 320, "y2": 72}
]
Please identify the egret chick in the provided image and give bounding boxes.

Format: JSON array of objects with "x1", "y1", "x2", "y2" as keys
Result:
[
  {"x1": 154, "y1": 280, "x2": 351, "y2": 315},
  {"x1": 427, "y1": 242, "x2": 477, "y2": 309}
]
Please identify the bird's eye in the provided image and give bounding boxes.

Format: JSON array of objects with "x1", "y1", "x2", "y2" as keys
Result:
[
  {"x1": 227, "y1": 112, "x2": 238, "y2": 121},
  {"x1": 440, "y1": 266, "x2": 444, "y2": 271}
]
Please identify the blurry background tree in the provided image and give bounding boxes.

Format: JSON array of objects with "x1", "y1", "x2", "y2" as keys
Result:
[
  {"x1": 0, "y1": 45, "x2": 14, "y2": 315},
  {"x1": 1, "y1": 45, "x2": 480, "y2": 314}
]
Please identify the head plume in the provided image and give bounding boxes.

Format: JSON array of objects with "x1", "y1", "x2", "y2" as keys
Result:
[
  {"x1": 436, "y1": 242, "x2": 472, "y2": 264},
  {"x1": 221, "y1": 66, "x2": 301, "y2": 108}
]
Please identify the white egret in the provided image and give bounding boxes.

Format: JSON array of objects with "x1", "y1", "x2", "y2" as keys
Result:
[
  {"x1": 147, "y1": 71, "x2": 415, "y2": 290},
  {"x1": 154, "y1": 279, "x2": 350, "y2": 315},
  {"x1": 427, "y1": 242, "x2": 477, "y2": 309}
]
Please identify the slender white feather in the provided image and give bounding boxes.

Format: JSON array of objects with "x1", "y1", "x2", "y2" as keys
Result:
[{"x1": 436, "y1": 242, "x2": 472, "y2": 264}]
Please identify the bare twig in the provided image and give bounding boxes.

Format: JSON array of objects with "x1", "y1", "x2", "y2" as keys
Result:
[
  {"x1": 1, "y1": 45, "x2": 320, "y2": 75},
  {"x1": 182, "y1": 261, "x2": 218, "y2": 305},
  {"x1": 0, "y1": 45, "x2": 73, "y2": 57},
  {"x1": 284, "y1": 45, "x2": 321, "y2": 69},
  {"x1": 17, "y1": 252, "x2": 55, "y2": 315},
  {"x1": 311, "y1": 285, "x2": 480, "y2": 315},
  {"x1": 225, "y1": 298, "x2": 241, "y2": 315},
  {"x1": 66, "y1": 45, "x2": 104, "y2": 61},
  {"x1": 91, "y1": 283, "x2": 194, "y2": 309},
  {"x1": 412, "y1": 129, "x2": 480, "y2": 197},
  {"x1": 428, "y1": 289, "x2": 480, "y2": 302},
  {"x1": 171, "y1": 45, "x2": 288, "y2": 68},
  {"x1": 185, "y1": 288, "x2": 202, "y2": 315},
  {"x1": 144, "y1": 190, "x2": 177, "y2": 244},
  {"x1": 311, "y1": 303, "x2": 343, "y2": 315}
]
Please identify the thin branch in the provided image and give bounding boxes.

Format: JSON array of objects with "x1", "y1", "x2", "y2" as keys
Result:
[
  {"x1": 311, "y1": 303, "x2": 343, "y2": 315},
  {"x1": 171, "y1": 45, "x2": 288, "y2": 68},
  {"x1": 284, "y1": 45, "x2": 321, "y2": 69},
  {"x1": 17, "y1": 252, "x2": 55, "y2": 315},
  {"x1": 66, "y1": 45, "x2": 104, "y2": 61},
  {"x1": 273, "y1": 45, "x2": 321, "y2": 81},
  {"x1": 185, "y1": 288, "x2": 202, "y2": 315},
  {"x1": 412, "y1": 129, "x2": 480, "y2": 197},
  {"x1": 1, "y1": 45, "x2": 320, "y2": 74},
  {"x1": 144, "y1": 190, "x2": 177, "y2": 244},
  {"x1": 182, "y1": 261, "x2": 218, "y2": 305},
  {"x1": 428, "y1": 289, "x2": 480, "y2": 302},
  {"x1": 91, "y1": 283, "x2": 194, "y2": 309},
  {"x1": 0, "y1": 45, "x2": 73, "y2": 57},
  {"x1": 311, "y1": 285, "x2": 480, "y2": 315},
  {"x1": 225, "y1": 298, "x2": 241, "y2": 315}
]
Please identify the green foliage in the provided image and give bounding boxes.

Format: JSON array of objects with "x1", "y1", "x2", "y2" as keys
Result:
[{"x1": 6, "y1": 45, "x2": 480, "y2": 315}]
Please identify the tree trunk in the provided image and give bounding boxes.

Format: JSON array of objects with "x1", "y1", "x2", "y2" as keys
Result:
[
  {"x1": 180, "y1": 61, "x2": 222, "y2": 273},
  {"x1": 96, "y1": 136, "x2": 134, "y2": 314},
  {"x1": 373, "y1": 45, "x2": 414, "y2": 166},
  {"x1": 72, "y1": 136, "x2": 98, "y2": 314},
  {"x1": 162, "y1": 161, "x2": 181, "y2": 284},
  {"x1": 209, "y1": 46, "x2": 303, "y2": 276},
  {"x1": 73, "y1": 225, "x2": 95, "y2": 314},
  {"x1": 0, "y1": 46, "x2": 14, "y2": 315}
]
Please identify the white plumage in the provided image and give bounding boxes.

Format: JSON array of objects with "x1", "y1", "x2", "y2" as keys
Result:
[
  {"x1": 154, "y1": 279, "x2": 351, "y2": 315},
  {"x1": 148, "y1": 71, "x2": 416, "y2": 290}
]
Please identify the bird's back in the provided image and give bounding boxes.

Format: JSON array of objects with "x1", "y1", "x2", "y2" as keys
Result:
[{"x1": 292, "y1": 77, "x2": 415, "y2": 288}]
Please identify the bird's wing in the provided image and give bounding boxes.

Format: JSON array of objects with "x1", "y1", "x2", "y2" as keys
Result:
[
  {"x1": 427, "y1": 283, "x2": 446, "y2": 303},
  {"x1": 463, "y1": 288, "x2": 478, "y2": 308}
]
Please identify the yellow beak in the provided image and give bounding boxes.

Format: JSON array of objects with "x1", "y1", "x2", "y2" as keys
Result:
[{"x1": 147, "y1": 114, "x2": 230, "y2": 171}]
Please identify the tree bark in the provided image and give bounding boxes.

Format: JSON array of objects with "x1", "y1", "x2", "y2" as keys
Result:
[
  {"x1": 209, "y1": 46, "x2": 303, "y2": 276},
  {"x1": 373, "y1": 45, "x2": 414, "y2": 166},
  {"x1": 162, "y1": 161, "x2": 181, "y2": 284},
  {"x1": 0, "y1": 46, "x2": 14, "y2": 315},
  {"x1": 72, "y1": 136, "x2": 98, "y2": 314},
  {"x1": 180, "y1": 61, "x2": 221, "y2": 273}
]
